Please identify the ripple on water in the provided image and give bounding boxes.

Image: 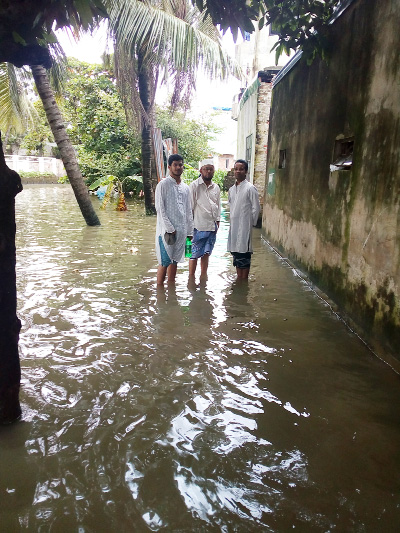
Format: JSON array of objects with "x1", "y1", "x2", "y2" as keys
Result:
[{"x1": 7, "y1": 186, "x2": 400, "y2": 531}]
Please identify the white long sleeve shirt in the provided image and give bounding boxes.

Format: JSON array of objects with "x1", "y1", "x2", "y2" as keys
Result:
[
  {"x1": 227, "y1": 179, "x2": 260, "y2": 253},
  {"x1": 155, "y1": 176, "x2": 194, "y2": 264},
  {"x1": 189, "y1": 176, "x2": 221, "y2": 231}
]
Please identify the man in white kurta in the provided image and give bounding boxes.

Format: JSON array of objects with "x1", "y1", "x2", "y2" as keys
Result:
[
  {"x1": 227, "y1": 159, "x2": 260, "y2": 280},
  {"x1": 155, "y1": 154, "x2": 194, "y2": 285},
  {"x1": 189, "y1": 161, "x2": 221, "y2": 279}
]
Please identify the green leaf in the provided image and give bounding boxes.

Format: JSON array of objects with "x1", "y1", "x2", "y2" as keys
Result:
[
  {"x1": 88, "y1": 177, "x2": 106, "y2": 190},
  {"x1": 41, "y1": 31, "x2": 59, "y2": 44},
  {"x1": 12, "y1": 32, "x2": 27, "y2": 46}
]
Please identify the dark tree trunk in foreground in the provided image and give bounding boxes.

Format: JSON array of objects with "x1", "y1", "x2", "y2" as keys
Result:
[
  {"x1": 138, "y1": 50, "x2": 157, "y2": 215},
  {"x1": 31, "y1": 65, "x2": 101, "y2": 226},
  {"x1": 0, "y1": 133, "x2": 22, "y2": 424}
]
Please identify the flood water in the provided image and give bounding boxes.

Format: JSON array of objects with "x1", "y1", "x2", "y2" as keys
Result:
[{"x1": 1, "y1": 184, "x2": 400, "y2": 532}]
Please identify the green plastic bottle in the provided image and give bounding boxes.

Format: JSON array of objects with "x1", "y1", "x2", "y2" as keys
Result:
[{"x1": 185, "y1": 237, "x2": 192, "y2": 258}]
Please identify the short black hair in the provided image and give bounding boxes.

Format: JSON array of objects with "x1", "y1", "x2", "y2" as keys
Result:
[
  {"x1": 235, "y1": 159, "x2": 248, "y2": 172},
  {"x1": 168, "y1": 154, "x2": 184, "y2": 166}
]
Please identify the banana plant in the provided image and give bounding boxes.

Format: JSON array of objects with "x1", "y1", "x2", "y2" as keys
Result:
[{"x1": 89, "y1": 174, "x2": 143, "y2": 211}]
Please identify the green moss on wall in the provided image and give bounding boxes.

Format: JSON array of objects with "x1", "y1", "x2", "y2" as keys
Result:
[{"x1": 263, "y1": 0, "x2": 400, "y2": 360}]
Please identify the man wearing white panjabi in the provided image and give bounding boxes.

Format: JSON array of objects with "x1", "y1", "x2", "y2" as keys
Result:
[
  {"x1": 227, "y1": 159, "x2": 260, "y2": 280},
  {"x1": 155, "y1": 154, "x2": 194, "y2": 285}
]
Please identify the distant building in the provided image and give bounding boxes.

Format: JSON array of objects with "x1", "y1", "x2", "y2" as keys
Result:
[
  {"x1": 232, "y1": 24, "x2": 293, "y2": 210},
  {"x1": 198, "y1": 153, "x2": 234, "y2": 172},
  {"x1": 217, "y1": 154, "x2": 235, "y2": 171}
]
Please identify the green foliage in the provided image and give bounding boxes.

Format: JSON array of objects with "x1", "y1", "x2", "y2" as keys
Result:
[
  {"x1": 76, "y1": 146, "x2": 142, "y2": 186},
  {"x1": 262, "y1": 0, "x2": 339, "y2": 63},
  {"x1": 18, "y1": 171, "x2": 58, "y2": 180},
  {"x1": 62, "y1": 59, "x2": 142, "y2": 183},
  {"x1": 156, "y1": 107, "x2": 221, "y2": 168},
  {"x1": 21, "y1": 100, "x2": 54, "y2": 155},
  {"x1": 1, "y1": 0, "x2": 338, "y2": 70},
  {"x1": 196, "y1": 0, "x2": 339, "y2": 63},
  {"x1": 182, "y1": 165, "x2": 199, "y2": 184},
  {"x1": 213, "y1": 169, "x2": 228, "y2": 189},
  {"x1": 16, "y1": 58, "x2": 223, "y2": 190},
  {"x1": 88, "y1": 174, "x2": 143, "y2": 195},
  {"x1": 182, "y1": 164, "x2": 227, "y2": 190},
  {"x1": 195, "y1": 0, "x2": 259, "y2": 41}
]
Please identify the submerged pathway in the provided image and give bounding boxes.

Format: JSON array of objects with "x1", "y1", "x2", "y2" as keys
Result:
[{"x1": 1, "y1": 184, "x2": 400, "y2": 532}]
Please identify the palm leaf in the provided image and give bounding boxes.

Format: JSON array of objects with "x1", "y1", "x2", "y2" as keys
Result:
[
  {"x1": 109, "y1": 0, "x2": 241, "y2": 131},
  {"x1": 107, "y1": 0, "x2": 240, "y2": 79},
  {"x1": 0, "y1": 63, "x2": 37, "y2": 133}
]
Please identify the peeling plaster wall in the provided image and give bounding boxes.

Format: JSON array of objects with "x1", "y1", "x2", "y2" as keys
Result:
[
  {"x1": 263, "y1": 0, "x2": 400, "y2": 359},
  {"x1": 254, "y1": 83, "x2": 273, "y2": 207},
  {"x1": 237, "y1": 81, "x2": 273, "y2": 207}
]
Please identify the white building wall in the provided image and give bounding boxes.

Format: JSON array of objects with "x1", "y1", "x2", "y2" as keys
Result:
[
  {"x1": 5, "y1": 155, "x2": 65, "y2": 178},
  {"x1": 236, "y1": 87, "x2": 258, "y2": 183}
]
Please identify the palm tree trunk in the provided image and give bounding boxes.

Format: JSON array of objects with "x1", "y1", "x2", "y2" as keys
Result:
[
  {"x1": 0, "y1": 132, "x2": 22, "y2": 424},
  {"x1": 138, "y1": 50, "x2": 157, "y2": 215},
  {"x1": 31, "y1": 65, "x2": 100, "y2": 226}
]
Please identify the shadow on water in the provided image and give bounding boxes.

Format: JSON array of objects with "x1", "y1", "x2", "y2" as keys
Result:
[{"x1": 2, "y1": 184, "x2": 400, "y2": 531}]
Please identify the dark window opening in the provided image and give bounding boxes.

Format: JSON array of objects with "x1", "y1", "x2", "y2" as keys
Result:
[
  {"x1": 331, "y1": 137, "x2": 354, "y2": 170},
  {"x1": 225, "y1": 158, "x2": 229, "y2": 169},
  {"x1": 279, "y1": 149, "x2": 286, "y2": 169}
]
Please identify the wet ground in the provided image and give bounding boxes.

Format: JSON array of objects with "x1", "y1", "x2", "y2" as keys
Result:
[{"x1": 1, "y1": 184, "x2": 400, "y2": 532}]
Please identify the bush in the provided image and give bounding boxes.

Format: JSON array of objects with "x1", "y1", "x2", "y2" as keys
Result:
[
  {"x1": 78, "y1": 147, "x2": 142, "y2": 187},
  {"x1": 19, "y1": 171, "x2": 58, "y2": 180},
  {"x1": 182, "y1": 166, "x2": 227, "y2": 190},
  {"x1": 182, "y1": 166, "x2": 199, "y2": 184},
  {"x1": 213, "y1": 169, "x2": 228, "y2": 190},
  {"x1": 122, "y1": 175, "x2": 143, "y2": 195}
]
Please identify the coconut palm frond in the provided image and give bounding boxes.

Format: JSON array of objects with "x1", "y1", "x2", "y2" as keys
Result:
[
  {"x1": 47, "y1": 38, "x2": 68, "y2": 96},
  {"x1": 106, "y1": 0, "x2": 241, "y2": 213},
  {"x1": 113, "y1": 45, "x2": 151, "y2": 131},
  {"x1": 170, "y1": 68, "x2": 196, "y2": 111},
  {"x1": 107, "y1": 0, "x2": 240, "y2": 80},
  {"x1": 0, "y1": 63, "x2": 37, "y2": 133}
]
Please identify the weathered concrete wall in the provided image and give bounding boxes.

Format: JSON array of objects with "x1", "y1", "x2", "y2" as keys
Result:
[
  {"x1": 253, "y1": 83, "x2": 272, "y2": 208},
  {"x1": 263, "y1": 0, "x2": 400, "y2": 362},
  {"x1": 237, "y1": 78, "x2": 273, "y2": 208}
]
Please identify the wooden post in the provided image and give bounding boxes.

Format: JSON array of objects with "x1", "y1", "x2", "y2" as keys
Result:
[{"x1": 0, "y1": 132, "x2": 22, "y2": 423}]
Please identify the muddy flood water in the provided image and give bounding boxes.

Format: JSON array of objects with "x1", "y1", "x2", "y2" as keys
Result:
[{"x1": 1, "y1": 184, "x2": 400, "y2": 532}]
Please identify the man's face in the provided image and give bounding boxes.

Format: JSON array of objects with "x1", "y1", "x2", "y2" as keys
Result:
[
  {"x1": 169, "y1": 159, "x2": 184, "y2": 179},
  {"x1": 234, "y1": 162, "x2": 247, "y2": 182},
  {"x1": 201, "y1": 165, "x2": 215, "y2": 182}
]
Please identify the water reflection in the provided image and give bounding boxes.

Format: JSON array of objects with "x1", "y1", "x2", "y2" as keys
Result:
[{"x1": 2, "y1": 184, "x2": 399, "y2": 531}]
